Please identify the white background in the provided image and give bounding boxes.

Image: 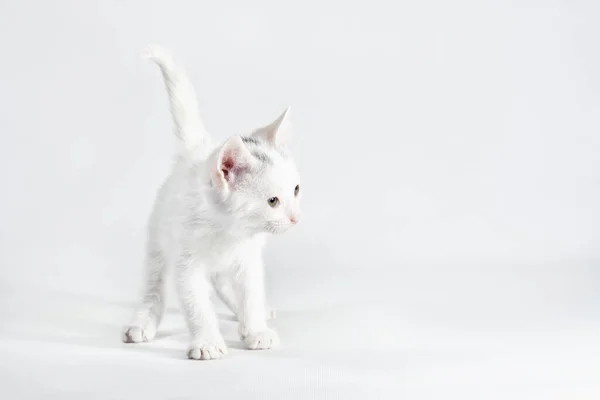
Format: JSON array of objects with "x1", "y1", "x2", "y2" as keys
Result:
[{"x1": 1, "y1": 1, "x2": 599, "y2": 398}]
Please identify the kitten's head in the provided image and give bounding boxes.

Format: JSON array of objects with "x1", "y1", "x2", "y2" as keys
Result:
[{"x1": 211, "y1": 108, "x2": 301, "y2": 234}]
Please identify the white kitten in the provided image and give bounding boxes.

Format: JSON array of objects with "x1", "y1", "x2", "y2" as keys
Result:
[{"x1": 122, "y1": 45, "x2": 301, "y2": 360}]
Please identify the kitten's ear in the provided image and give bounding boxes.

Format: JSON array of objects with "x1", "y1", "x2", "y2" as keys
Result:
[
  {"x1": 213, "y1": 136, "x2": 255, "y2": 188},
  {"x1": 252, "y1": 107, "x2": 292, "y2": 147}
]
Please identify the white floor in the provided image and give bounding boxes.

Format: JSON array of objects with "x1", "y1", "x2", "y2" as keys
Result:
[{"x1": 1, "y1": 264, "x2": 598, "y2": 399}]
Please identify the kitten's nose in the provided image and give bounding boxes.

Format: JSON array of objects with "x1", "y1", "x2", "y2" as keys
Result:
[{"x1": 289, "y1": 216, "x2": 299, "y2": 225}]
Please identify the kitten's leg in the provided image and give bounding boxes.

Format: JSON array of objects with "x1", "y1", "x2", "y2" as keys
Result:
[
  {"x1": 212, "y1": 273, "x2": 240, "y2": 317},
  {"x1": 176, "y1": 260, "x2": 227, "y2": 360},
  {"x1": 123, "y1": 249, "x2": 166, "y2": 343},
  {"x1": 213, "y1": 274, "x2": 276, "y2": 321},
  {"x1": 234, "y1": 257, "x2": 280, "y2": 350}
]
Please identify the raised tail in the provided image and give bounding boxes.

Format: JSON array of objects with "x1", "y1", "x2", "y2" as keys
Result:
[{"x1": 142, "y1": 45, "x2": 210, "y2": 152}]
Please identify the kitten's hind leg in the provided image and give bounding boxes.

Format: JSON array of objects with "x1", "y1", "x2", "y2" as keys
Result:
[
  {"x1": 212, "y1": 274, "x2": 276, "y2": 321},
  {"x1": 122, "y1": 249, "x2": 166, "y2": 343},
  {"x1": 212, "y1": 274, "x2": 240, "y2": 317}
]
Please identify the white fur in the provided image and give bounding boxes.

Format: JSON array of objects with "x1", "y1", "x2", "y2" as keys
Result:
[{"x1": 122, "y1": 45, "x2": 301, "y2": 360}]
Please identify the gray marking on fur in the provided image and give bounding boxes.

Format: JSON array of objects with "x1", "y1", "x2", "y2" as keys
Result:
[
  {"x1": 252, "y1": 150, "x2": 272, "y2": 164},
  {"x1": 241, "y1": 135, "x2": 272, "y2": 164},
  {"x1": 241, "y1": 136, "x2": 259, "y2": 145}
]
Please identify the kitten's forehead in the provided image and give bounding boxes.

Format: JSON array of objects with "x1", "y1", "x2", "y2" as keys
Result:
[
  {"x1": 258, "y1": 151, "x2": 299, "y2": 197},
  {"x1": 240, "y1": 135, "x2": 299, "y2": 189},
  {"x1": 271, "y1": 154, "x2": 299, "y2": 181}
]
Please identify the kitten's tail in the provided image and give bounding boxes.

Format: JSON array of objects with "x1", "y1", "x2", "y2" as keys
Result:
[{"x1": 142, "y1": 45, "x2": 211, "y2": 152}]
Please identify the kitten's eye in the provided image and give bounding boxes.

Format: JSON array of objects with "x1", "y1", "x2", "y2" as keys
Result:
[
  {"x1": 294, "y1": 184, "x2": 300, "y2": 196},
  {"x1": 267, "y1": 197, "x2": 280, "y2": 207}
]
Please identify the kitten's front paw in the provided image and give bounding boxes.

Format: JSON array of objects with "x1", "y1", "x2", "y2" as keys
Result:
[
  {"x1": 187, "y1": 336, "x2": 228, "y2": 360},
  {"x1": 242, "y1": 328, "x2": 280, "y2": 350},
  {"x1": 122, "y1": 324, "x2": 156, "y2": 343}
]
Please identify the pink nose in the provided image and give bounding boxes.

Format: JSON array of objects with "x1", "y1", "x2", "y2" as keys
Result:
[{"x1": 289, "y1": 216, "x2": 299, "y2": 225}]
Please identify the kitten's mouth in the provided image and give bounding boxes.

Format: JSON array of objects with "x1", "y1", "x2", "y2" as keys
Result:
[{"x1": 266, "y1": 223, "x2": 292, "y2": 234}]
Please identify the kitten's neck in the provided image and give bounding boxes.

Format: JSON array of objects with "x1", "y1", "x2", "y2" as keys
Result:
[
  {"x1": 207, "y1": 220, "x2": 268, "y2": 250},
  {"x1": 197, "y1": 192, "x2": 266, "y2": 241}
]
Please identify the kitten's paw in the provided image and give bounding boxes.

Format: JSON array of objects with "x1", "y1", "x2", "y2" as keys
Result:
[
  {"x1": 187, "y1": 336, "x2": 228, "y2": 361},
  {"x1": 242, "y1": 328, "x2": 280, "y2": 350},
  {"x1": 122, "y1": 324, "x2": 156, "y2": 343}
]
